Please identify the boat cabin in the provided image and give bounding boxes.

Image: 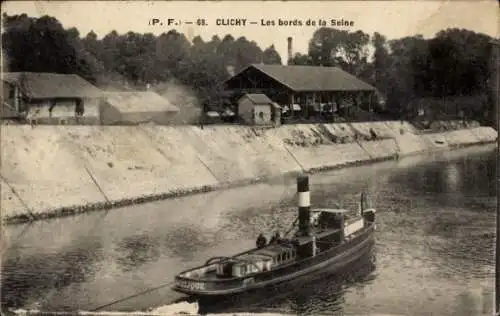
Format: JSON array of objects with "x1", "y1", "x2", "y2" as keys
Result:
[
  {"x1": 311, "y1": 208, "x2": 365, "y2": 237},
  {"x1": 230, "y1": 255, "x2": 272, "y2": 277},
  {"x1": 255, "y1": 244, "x2": 297, "y2": 267},
  {"x1": 310, "y1": 208, "x2": 349, "y2": 230},
  {"x1": 215, "y1": 244, "x2": 297, "y2": 278}
]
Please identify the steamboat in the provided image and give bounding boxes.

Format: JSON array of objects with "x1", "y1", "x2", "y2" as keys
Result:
[{"x1": 172, "y1": 174, "x2": 376, "y2": 296}]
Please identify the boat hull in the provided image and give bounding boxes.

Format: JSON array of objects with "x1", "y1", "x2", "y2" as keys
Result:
[{"x1": 173, "y1": 224, "x2": 375, "y2": 297}]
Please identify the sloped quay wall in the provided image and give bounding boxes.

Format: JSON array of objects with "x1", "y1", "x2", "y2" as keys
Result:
[{"x1": 1, "y1": 122, "x2": 497, "y2": 224}]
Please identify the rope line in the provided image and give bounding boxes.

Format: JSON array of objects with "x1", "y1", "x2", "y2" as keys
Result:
[{"x1": 90, "y1": 281, "x2": 176, "y2": 311}]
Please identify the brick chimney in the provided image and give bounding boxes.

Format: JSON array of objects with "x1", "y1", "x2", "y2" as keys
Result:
[{"x1": 287, "y1": 37, "x2": 293, "y2": 65}]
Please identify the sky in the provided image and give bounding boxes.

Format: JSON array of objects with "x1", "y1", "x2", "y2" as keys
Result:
[{"x1": 2, "y1": 1, "x2": 499, "y2": 61}]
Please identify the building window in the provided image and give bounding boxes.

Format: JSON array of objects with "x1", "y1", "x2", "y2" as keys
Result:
[
  {"x1": 9, "y1": 87, "x2": 15, "y2": 99},
  {"x1": 258, "y1": 111, "x2": 264, "y2": 119}
]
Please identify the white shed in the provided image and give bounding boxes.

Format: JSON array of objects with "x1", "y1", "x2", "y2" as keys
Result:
[{"x1": 237, "y1": 93, "x2": 281, "y2": 126}]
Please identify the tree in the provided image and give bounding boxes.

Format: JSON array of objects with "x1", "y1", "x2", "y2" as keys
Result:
[
  {"x1": 262, "y1": 45, "x2": 282, "y2": 65},
  {"x1": 307, "y1": 28, "x2": 370, "y2": 76},
  {"x1": 154, "y1": 30, "x2": 191, "y2": 82},
  {"x1": 233, "y1": 37, "x2": 263, "y2": 70},
  {"x1": 371, "y1": 32, "x2": 390, "y2": 94},
  {"x1": 2, "y1": 14, "x2": 97, "y2": 82},
  {"x1": 289, "y1": 52, "x2": 313, "y2": 65}
]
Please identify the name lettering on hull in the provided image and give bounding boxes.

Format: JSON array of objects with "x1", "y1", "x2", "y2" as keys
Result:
[{"x1": 177, "y1": 279, "x2": 205, "y2": 291}]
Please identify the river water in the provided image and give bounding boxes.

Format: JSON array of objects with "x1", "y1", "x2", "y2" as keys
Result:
[{"x1": 2, "y1": 145, "x2": 497, "y2": 315}]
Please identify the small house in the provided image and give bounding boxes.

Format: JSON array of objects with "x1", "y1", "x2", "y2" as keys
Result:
[
  {"x1": 237, "y1": 93, "x2": 281, "y2": 126},
  {"x1": 1, "y1": 72, "x2": 103, "y2": 125}
]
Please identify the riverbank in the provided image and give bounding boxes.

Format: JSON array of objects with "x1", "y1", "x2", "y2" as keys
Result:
[{"x1": 1, "y1": 121, "x2": 497, "y2": 225}]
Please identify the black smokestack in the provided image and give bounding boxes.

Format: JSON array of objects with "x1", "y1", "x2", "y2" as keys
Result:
[
  {"x1": 297, "y1": 174, "x2": 311, "y2": 236},
  {"x1": 287, "y1": 37, "x2": 293, "y2": 65}
]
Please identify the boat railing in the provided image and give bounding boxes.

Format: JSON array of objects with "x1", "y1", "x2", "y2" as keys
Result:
[{"x1": 205, "y1": 256, "x2": 233, "y2": 266}]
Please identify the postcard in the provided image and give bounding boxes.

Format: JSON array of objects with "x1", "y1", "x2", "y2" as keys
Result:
[{"x1": 1, "y1": 1, "x2": 498, "y2": 315}]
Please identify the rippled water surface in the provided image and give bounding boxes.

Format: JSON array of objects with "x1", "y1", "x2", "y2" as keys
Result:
[{"x1": 2, "y1": 145, "x2": 496, "y2": 315}]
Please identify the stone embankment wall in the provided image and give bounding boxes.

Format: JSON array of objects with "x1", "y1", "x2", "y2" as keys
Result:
[{"x1": 1, "y1": 121, "x2": 497, "y2": 224}]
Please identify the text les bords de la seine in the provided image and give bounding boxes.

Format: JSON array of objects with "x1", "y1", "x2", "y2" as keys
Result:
[
  {"x1": 217, "y1": 18, "x2": 355, "y2": 27},
  {"x1": 149, "y1": 18, "x2": 355, "y2": 27}
]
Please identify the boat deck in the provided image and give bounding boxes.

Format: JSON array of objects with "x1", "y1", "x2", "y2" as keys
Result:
[{"x1": 185, "y1": 228, "x2": 345, "y2": 281}]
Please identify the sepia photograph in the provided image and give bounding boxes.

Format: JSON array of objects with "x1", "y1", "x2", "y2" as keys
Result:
[{"x1": 0, "y1": 1, "x2": 499, "y2": 315}]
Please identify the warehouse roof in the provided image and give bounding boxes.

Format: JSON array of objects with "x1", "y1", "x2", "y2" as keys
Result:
[
  {"x1": 2, "y1": 72, "x2": 103, "y2": 99},
  {"x1": 104, "y1": 91, "x2": 179, "y2": 113},
  {"x1": 225, "y1": 64, "x2": 375, "y2": 92}
]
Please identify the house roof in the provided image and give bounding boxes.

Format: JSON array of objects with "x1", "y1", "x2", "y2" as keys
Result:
[
  {"x1": 242, "y1": 93, "x2": 274, "y2": 104},
  {"x1": 2, "y1": 72, "x2": 103, "y2": 99},
  {"x1": 104, "y1": 91, "x2": 180, "y2": 113},
  {"x1": 227, "y1": 64, "x2": 376, "y2": 92}
]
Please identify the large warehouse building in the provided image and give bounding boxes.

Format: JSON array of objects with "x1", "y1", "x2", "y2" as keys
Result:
[{"x1": 224, "y1": 63, "x2": 377, "y2": 121}]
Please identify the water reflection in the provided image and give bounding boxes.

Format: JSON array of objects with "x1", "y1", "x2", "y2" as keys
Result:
[
  {"x1": 396, "y1": 150, "x2": 496, "y2": 203},
  {"x1": 162, "y1": 225, "x2": 214, "y2": 262},
  {"x1": 115, "y1": 234, "x2": 162, "y2": 272},
  {"x1": 1, "y1": 236, "x2": 104, "y2": 310}
]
